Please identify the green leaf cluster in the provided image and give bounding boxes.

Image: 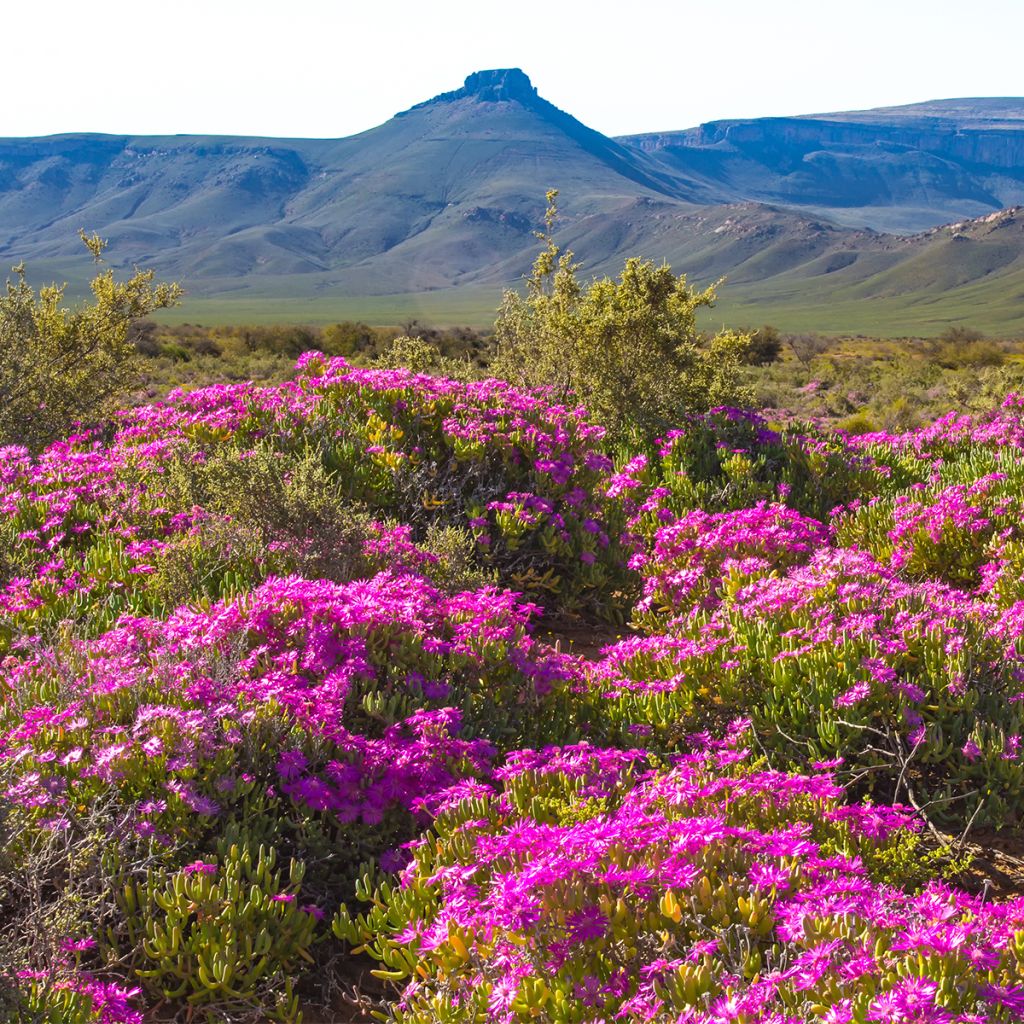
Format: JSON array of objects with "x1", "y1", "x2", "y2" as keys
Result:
[{"x1": 120, "y1": 843, "x2": 314, "y2": 1022}]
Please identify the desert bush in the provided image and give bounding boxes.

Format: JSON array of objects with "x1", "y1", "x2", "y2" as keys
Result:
[
  {"x1": 493, "y1": 192, "x2": 752, "y2": 442},
  {"x1": 321, "y1": 320, "x2": 381, "y2": 358},
  {"x1": 415, "y1": 522, "x2": 498, "y2": 592},
  {"x1": 142, "y1": 516, "x2": 278, "y2": 614},
  {"x1": 0, "y1": 233, "x2": 181, "y2": 451},
  {"x1": 939, "y1": 325, "x2": 986, "y2": 346},
  {"x1": 740, "y1": 323, "x2": 784, "y2": 365},
  {"x1": 160, "y1": 442, "x2": 382, "y2": 585},
  {"x1": 786, "y1": 331, "x2": 832, "y2": 367},
  {"x1": 371, "y1": 334, "x2": 446, "y2": 373},
  {"x1": 934, "y1": 338, "x2": 1005, "y2": 370},
  {"x1": 370, "y1": 334, "x2": 476, "y2": 380},
  {"x1": 835, "y1": 409, "x2": 877, "y2": 434}
]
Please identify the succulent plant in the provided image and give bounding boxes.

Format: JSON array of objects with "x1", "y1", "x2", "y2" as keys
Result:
[{"x1": 121, "y1": 843, "x2": 316, "y2": 1022}]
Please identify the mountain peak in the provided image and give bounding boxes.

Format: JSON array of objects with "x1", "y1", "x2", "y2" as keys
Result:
[
  {"x1": 409, "y1": 68, "x2": 540, "y2": 111},
  {"x1": 398, "y1": 68, "x2": 686, "y2": 200},
  {"x1": 462, "y1": 68, "x2": 537, "y2": 103}
]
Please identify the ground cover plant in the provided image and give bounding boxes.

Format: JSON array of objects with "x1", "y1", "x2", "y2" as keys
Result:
[
  {"x1": 8, "y1": 244, "x2": 1024, "y2": 1021},
  {"x1": 337, "y1": 736, "x2": 1024, "y2": 1024}
]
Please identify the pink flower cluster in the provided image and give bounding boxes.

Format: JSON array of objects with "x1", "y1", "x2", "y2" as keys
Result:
[
  {"x1": 632, "y1": 502, "x2": 829, "y2": 624},
  {"x1": 352, "y1": 743, "x2": 1024, "y2": 1024},
  {"x1": 11, "y1": 360, "x2": 1024, "y2": 1022},
  {"x1": 0, "y1": 571, "x2": 576, "y2": 836}
]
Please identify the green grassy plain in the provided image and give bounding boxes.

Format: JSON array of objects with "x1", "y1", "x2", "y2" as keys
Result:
[
  {"x1": 153, "y1": 288, "x2": 503, "y2": 329},
  {"x1": 154, "y1": 273, "x2": 1024, "y2": 337}
]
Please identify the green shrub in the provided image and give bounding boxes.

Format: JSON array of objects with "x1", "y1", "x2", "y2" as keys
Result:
[
  {"x1": 492, "y1": 191, "x2": 752, "y2": 442},
  {"x1": 371, "y1": 335, "x2": 475, "y2": 380},
  {"x1": 0, "y1": 233, "x2": 181, "y2": 450},
  {"x1": 741, "y1": 324, "x2": 784, "y2": 366},
  {"x1": 121, "y1": 844, "x2": 315, "y2": 1022},
  {"x1": 835, "y1": 410, "x2": 877, "y2": 435},
  {"x1": 928, "y1": 328, "x2": 1007, "y2": 373},
  {"x1": 417, "y1": 522, "x2": 498, "y2": 593},
  {"x1": 160, "y1": 443, "x2": 380, "y2": 585}
]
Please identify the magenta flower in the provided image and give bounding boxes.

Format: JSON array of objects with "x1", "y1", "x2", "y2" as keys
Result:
[{"x1": 182, "y1": 860, "x2": 218, "y2": 876}]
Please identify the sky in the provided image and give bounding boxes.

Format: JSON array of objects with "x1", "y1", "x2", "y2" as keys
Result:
[{"x1": 5, "y1": 0, "x2": 1023, "y2": 139}]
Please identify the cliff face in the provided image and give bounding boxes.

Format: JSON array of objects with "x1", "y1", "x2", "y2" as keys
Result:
[
  {"x1": 620, "y1": 100, "x2": 1024, "y2": 231},
  {"x1": 649, "y1": 116, "x2": 1024, "y2": 170}
]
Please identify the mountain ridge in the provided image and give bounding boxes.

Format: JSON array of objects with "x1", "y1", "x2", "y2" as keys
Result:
[
  {"x1": 1, "y1": 70, "x2": 1023, "y2": 333},
  {"x1": 619, "y1": 96, "x2": 1024, "y2": 233}
]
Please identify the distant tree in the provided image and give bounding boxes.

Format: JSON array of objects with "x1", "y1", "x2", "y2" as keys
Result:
[
  {"x1": 127, "y1": 318, "x2": 160, "y2": 356},
  {"x1": 0, "y1": 232, "x2": 181, "y2": 450},
  {"x1": 322, "y1": 320, "x2": 379, "y2": 358},
  {"x1": 742, "y1": 324, "x2": 784, "y2": 366},
  {"x1": 190, "y1": 335, "x2": 222, "y2": 358},
  {"x1": 372, "y1": 335, "x2": 445, "y2": 372},
  {"x1": 371, "y1": 335, "x2": 474, "y2": 380},
  {"x1": 235, "y1": 324, "x2": 319, "y2": 356},
  {"x1": 787, "y1": 332, "x2": 832, "y2": 368},
  {"x1": 927, "y1": 324, "x2": 1003, "y2": 369},
  {"x1": 939, "y1": 324, "x2": 985, "y2": 345},
  {"x1": 493, "y1": 191, "x2": 752, "y2": 441}
]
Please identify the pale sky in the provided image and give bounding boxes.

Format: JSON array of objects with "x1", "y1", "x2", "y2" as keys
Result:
[{"x1": 5, "y1": 0, "x2": 1022, "y2": 139}]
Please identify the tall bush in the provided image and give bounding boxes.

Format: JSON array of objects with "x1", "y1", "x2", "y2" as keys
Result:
[
  {"x1": 493, "y1": 192, "x2": 752, "y2": 442},
  {"x1": 0, "y1": 233, "x2": 181, "y2": 450}
]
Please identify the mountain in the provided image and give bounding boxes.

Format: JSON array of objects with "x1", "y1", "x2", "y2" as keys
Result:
[
  {"x1": 1, "y1": 70, "x2": 1023, "y2": 334},
  {"x1": 621, "y1": 98, "x2": 1024, "y2": 233},
  {"x1": 0, "y1": 69, "x2": 692, "y2": 292}
]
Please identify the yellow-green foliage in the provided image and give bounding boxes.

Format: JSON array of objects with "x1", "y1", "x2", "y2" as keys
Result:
[
  {"x1": 493, "y1": 191, "x2": 752, "y2": 441},
  {"x1": 14, "y1": 982, "x2": 121, "y2": 1024},
  {"x1": 120, "y1": 844, "x2": 315, "y2": 1022},
  {"x1": 371, "y1": 335, "x2": 476, "y2": 380},
  {"x1": 0, "y1": 233, "x2": 181, "y2": 450}
]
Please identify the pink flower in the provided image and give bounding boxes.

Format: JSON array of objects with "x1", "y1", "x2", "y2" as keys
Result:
[
  {"x1": 835, "y1": 681, "x2": 870, "y2": 708},
  {"x1": 962, "y1": 739, "x2": 982, "y2": 761},
  {"x1": 182, "y1": 860, "x2": 217, "y2": 876}
]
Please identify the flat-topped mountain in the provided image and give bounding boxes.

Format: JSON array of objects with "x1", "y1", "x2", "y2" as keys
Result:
[
  {"x1": 0, "y1": 70, "x2": 691, "y2": 289},
  {"x1": 1, "y1": 71, "x2": 1022, "y2": 332}
]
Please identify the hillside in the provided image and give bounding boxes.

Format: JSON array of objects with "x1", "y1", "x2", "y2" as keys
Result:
[{"x1": 1, "y1": 71, "x2": 1023, "y2": 333}]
